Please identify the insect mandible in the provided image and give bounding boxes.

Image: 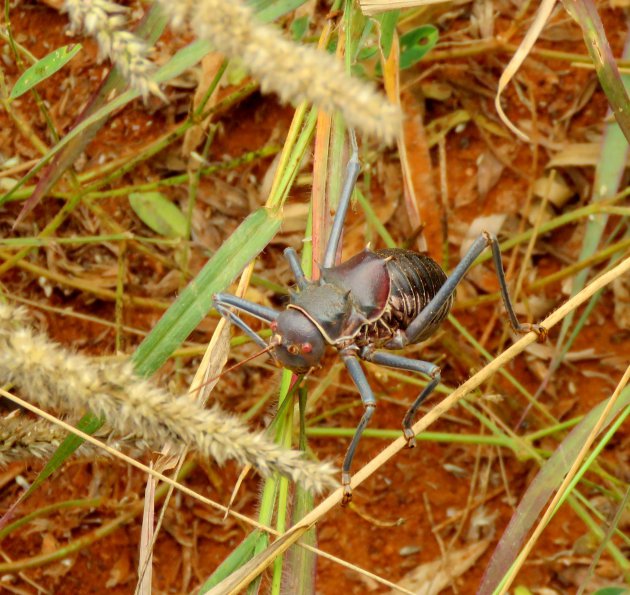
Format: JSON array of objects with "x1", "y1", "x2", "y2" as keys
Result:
[{"x1": 213, "y1": 131, "x2": 547, "y2": 504}]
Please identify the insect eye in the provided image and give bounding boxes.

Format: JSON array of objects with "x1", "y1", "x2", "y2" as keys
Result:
[
  {"x1": 301, "y1": 343, "x2": 312, "y2": 354},
  {"x1": 287, "y1": 344, "x2": 299, "y2": 355},
  {"x1": 270, "y1": 321, "x2": 278, "y2": 332}
]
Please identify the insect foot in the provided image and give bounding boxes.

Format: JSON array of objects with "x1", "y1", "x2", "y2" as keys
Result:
[
  {"x1": 341, "y1": 472, "x2": 353, "y2": 506},
  {"x1": 403, "y1": 427, "x2": 416, "y2": 449},
  {"x1": 516, "y1": 322, "x2": 548, "y2": 344},
  {"x1": 514, "y1": 322, "x2": 549, "y2": 343}
]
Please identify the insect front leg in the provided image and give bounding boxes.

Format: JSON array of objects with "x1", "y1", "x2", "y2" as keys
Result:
[
  {"x1": 283, "y1": 247, "x2": 309, "y2": 289},
  {"x1": 213, "y1": 293, "x2": 278, "y2": 349},
  {"x1": 391, "y1": 232, "x2": 547, "y2": 348},
  {"x1": 340, "y1": 349, "x2": 376, "y2": 505},
  {"x1": 360, "y1": 349, "x2": 440, "y2": 448}
]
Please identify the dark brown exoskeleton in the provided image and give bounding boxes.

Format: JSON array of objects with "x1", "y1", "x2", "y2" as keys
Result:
[{"x1": 214, "y1": 131, "x2": 547, "y2": 504}]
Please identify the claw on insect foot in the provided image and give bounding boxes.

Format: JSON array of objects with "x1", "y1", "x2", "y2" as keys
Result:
[
  {"x1": 403, "y1": 428, "x2": 416, "y2": 449},
  {"x1": 516, "y1": 322, "x2": 548, "y2": 344},
  {"x1": 532, "y1": 324, "x2": 548, "y2": 343},
  {"x1": 342, "y1": 485, "x2": 353, "y2": 506}
]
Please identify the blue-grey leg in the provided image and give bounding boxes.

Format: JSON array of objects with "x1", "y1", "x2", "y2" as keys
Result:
[
  {"x1": 341, "y1": 350, "x2": 376, "y2": 505},
  {"x1": 213, "y1": 302, "x2": 268, "y2": 350},
  {"x1": 361, "y1": 349, "x2": 441, "y2": 448},
  {"x1": 323, "y1": 129, "x2": 361, "y2": 269},
  {"x1": 213, "y1": 293, "x2": 278, "y2": 350},
  {"x1": 391, "y1": 231, "x2": 547, "y2": 348},
  {"x1": 213, "y1": 293, "x2": 278, "y2": 323},
  {"x1": 283, "y1": 247, "x2": 309, "y2": 289},
  {"x1": 486, "y1": 232, "x2": 547, "y2": 340}
]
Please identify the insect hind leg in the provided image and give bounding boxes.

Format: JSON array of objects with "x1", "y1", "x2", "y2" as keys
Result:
[
  {"x1": 485, "y1": 231, "x2": 547, "y2": 341},
  {"x1": 361, "y1": 349, "x2": 440, "y2": 448},
  {"x1": 397, "y1": 232, "x2": 547, "y2": 347}
]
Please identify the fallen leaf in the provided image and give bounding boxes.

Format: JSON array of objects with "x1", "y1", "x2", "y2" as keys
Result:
[{"x1": 389, "y1": 540, "x2": 490, "y2": 595}]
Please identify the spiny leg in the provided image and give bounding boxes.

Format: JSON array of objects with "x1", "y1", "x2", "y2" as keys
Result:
[
  {"x1": 340, "y1": 350, "x2": 376, "y2": 505},
  {"x1": 361, "y1": 349, "x2": 440, "y2": 448},
  {"x1": 283, "y1": 247, "x2": 308, "y2": 289},
  {"x1": 393, "y1": 232, "x2": 547, "y2": 348},
  {"x1": 322, "y1": 129, "x2": 360, "y2": 269},
  {"x1": 213, "y1": 293, "x2": 277, "y2": 349}
]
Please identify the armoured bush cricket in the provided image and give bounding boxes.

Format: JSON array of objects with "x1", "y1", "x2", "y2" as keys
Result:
[{"x1": 214, "y1": 131, "x2": 547, "y2": 504}]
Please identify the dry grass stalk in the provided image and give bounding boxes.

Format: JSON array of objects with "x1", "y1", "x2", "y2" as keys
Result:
[
  {"x1": 63, "y1": 0, "x2": 164, "y2": 99},
  {"x1": 359, "y1": 0, "x2": 453, "y2": 16},
  {"x1": 494, "y1": 0, "x2": 558, "y2": 141},
  {"x1": 0, "y1": 303, "x2": 336, "y2": 493},
  {"x1": 158, "y1": 0, "x2": 401, "y2": 143}
]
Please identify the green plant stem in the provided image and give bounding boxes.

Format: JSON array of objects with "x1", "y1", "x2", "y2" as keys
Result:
[
  {"x1": 525, "y1": 417, "x2": 583, "y2": 441},
  {"x1": 2, "y1": 145, "x2": 281, "y2": 204},
  {"x1": 0, "y1": 497, "x2": 102, "y2": 540},
  {"x1": 271, "y1": 374, "x2": 294, "y2": 595},
  {"x1": 306, "y1": 427, "x2": 513, "y2": 446},
  {"x1": 355, "y1": 187, "x2": 396, "y2": 248}
]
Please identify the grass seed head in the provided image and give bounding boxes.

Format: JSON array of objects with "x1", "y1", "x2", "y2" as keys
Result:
[{"x1": 0, "y1": 303, "x2": 337, "y2": 493}]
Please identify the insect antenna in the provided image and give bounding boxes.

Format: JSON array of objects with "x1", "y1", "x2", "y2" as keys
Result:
[{"x1": 189, "y1": 342, "x2": 278, "y2": 398}]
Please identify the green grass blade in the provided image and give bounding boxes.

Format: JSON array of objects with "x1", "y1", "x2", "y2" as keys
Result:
[
  {"x1": 129, "y1": 192, "x2": 188, "y2": 239},
  {"x1": 547, "y1": 32, "x2": 630, "y2": 377},
  {"x1": 375, "y1": 10, "x2": 399, "y2": 59},
  {"x1": 0, "y1": 412, "x2": 103, "y2": 527},
  {"x1": 11, "y1": 4, "x2": 169, "y2": 222},
  {"x1": 285, "y1": 388, "x2": 317, "y2": 595},
  {"x1": 255, "y1": 0, "x2": 309, "y2": 23},
  {"x1": 563, "y1": 0, "x2": 630, "y2": 141},
  {"x1": 199, "y1": 530, "x2": 263, "y2": 593}
]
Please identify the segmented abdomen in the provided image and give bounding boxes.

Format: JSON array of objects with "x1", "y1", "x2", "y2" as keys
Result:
[{"x1": 356, "y1": 248, "x2": 452, "y2": 347}]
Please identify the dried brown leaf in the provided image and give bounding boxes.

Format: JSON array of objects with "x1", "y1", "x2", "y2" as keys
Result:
[
  {"x1": 533, "y1": 174, "x2": 574, "y2": 207},
  {"x1": 182, "y1": 53, "x2": 225, "y2": 156},
  {"x1": 477, "y1": 150, "x2": 505, "y2": 199},
  {"x1": 400, "y1": 92, "x2": 443, "y2": 256},
  {"x1": 389, "y1": 540, "x2": 490, "y2": 595}
]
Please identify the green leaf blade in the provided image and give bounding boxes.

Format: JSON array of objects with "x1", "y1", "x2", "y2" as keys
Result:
[
  {"x1": 399, "y1": 25, "x2": 439, "y2": 70},
  {"x1": 375, "y1": 10, "x2": 399, "y2": 59},
  {"x1": 129, "y1": 192, "x2": 188, "y2": 239},
  {"x1": 10, "y1": 44, "x2": 82, "y2": 99}
]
